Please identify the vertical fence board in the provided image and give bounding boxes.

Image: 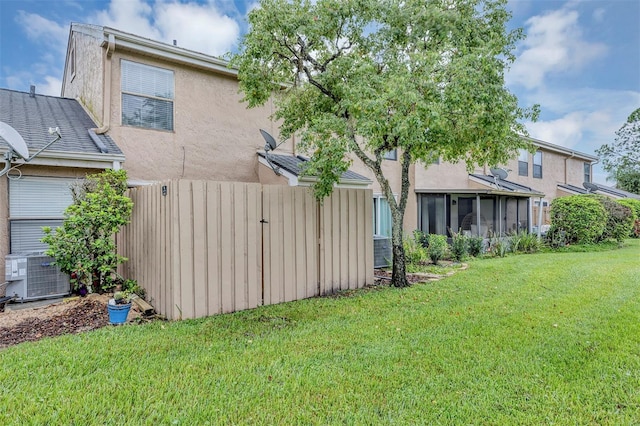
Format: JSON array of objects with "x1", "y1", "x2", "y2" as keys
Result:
[
  {"x1": 219, "y1": 183, "x2": 234, "y2": 313},
  {"x1": 206, "y1": 182, "x2": 221, "y2": 315},
  {"x1": 246, "y1": 183, "x2": 261, "y2": 310},
  {"x1": 192, "y1": 181, "x2": 208, "y2": 319},
  {"x1": 178, "y1": 181, "x2": 195, "y2": 319},
  {"x1": 233, "y1": 183, "x2": 248, "y2": 310}
]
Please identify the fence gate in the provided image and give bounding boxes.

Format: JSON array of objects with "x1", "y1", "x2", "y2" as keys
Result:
[{"x1": 118, "y1": 180, "x2": 373, "y2": 320}]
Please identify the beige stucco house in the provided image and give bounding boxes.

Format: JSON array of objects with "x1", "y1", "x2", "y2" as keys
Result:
[{"x1": 58, "y1": 23, "x2": 617, "y2": 242}]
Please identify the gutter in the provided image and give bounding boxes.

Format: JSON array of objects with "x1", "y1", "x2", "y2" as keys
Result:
[{"x1": 564, "y1": 151, "x2": 575, "y2": 184}]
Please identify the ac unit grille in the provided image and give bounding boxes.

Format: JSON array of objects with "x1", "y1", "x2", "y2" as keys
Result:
[
  {"x1": 26, "y1": 256, "x2": 69, "y2": 299},
  {"x1": 374, "y1": 236, "x2": 392, "y2": 269},
  {"x1": 5, "y1": 254, "x2": 70, "y2": 301}
]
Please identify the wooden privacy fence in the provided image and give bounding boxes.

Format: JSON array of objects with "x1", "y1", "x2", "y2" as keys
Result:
[{"x1": 117, "y1": 181, "x2": 374, "y2": 320}]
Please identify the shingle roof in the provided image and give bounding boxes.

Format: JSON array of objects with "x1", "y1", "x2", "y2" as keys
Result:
[
  {"x1": 470, "y1": 173, "x2": 544, "y2": 195},
  {"x1": 558, "y1": 183, "x2": 640, "y2": 200},
  {"x1": 0, "y1": 88, "x2": 122, "y2": 156},
  {"x1": 258, "y1": 152, "x2": 371, "y2": 182}
]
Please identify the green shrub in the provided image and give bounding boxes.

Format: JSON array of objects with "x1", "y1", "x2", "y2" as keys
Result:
[
  {"x1": 508, "y1": 232, "x2": 523, "y2": 253},
  {"x1": 467, "y1": 236, "x2": 485, "y2": 257},
  {"x1": 42, "y1": 170, "x2": 133, "y2": 293},
  {"x1": 549, "y1": 196, "x2": 607, "y2": 244},
  {"x1": 585, "y1": 195, "x2": 634, "y2": 244},
  {"x1": 404, "y1": 231, "x2": 428, "y2": 266},
  {"x1": 617, "y1": 198, "x2": 640, "y2": 238},
  {"x1": 427, "y1": 234, "x2": 448, "y2": 265},
  {"x1": 449, "y1": 228, "x2": 469, "y2": 261},
  {"x1": 488, "y1": 233, "x2": 508, "y2": 257},
  {"x1": 509, "y1": 231, "x2": 541, "y2": 253},
  {"x1": 519, "y1": 232, "x2": 541, "y2": 253}
]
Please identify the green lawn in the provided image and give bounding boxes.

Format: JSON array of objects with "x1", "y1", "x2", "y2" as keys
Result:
[{"x1": 2, "y1": 240, "x2": 639, "y2": 425}]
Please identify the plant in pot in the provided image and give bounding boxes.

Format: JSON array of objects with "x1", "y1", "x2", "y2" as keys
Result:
[
  {"x1": 41, "y1": 169, "x2": 134, "y2": 300},
  {"x1": 108, "y1": 290, "x2": 133, "y2": 325}
]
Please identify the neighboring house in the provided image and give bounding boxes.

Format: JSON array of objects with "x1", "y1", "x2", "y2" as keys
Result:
[
  {"x1": 61, "y1": 23, "x2": 622, "y2": 243},
  {"x1": 348, "y1": 138, "x2": 600, "y2": 239},
  {"x1": 0, "y1": 87, "x2": 124, "y2": 279}
]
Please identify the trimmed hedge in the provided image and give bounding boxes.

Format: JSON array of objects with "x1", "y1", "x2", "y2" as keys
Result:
[
  {"x1": 549, "y1": 196, "x2": 607, "y2": 244},
  {"x1": 585, "y1": 195, "x2": 634, "y2": 243},
  {"x1": 616, "y1": 198, "x2": 640, "y2": 238}
]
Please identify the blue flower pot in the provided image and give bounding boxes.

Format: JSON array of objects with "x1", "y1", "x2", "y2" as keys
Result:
[{"x1": 108, "y1": 303, "x2": 132, "y2": 325}]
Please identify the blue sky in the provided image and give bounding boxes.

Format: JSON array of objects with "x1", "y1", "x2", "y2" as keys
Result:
[{"x1": 0, "y1": 0, "x2": 638, "y2": 184}]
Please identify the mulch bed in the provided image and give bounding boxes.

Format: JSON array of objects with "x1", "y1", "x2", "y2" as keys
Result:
[{"x1": 0, "y1": 299, "x2": 110, "y2": 349}]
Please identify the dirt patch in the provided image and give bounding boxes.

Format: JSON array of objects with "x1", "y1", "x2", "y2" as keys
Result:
[{"x1": 0, "y1": 294, "x2": 140, "y2": 349}]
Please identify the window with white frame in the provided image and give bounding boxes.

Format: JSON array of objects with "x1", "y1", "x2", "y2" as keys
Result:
[
  {"x1": 9, "y1": 177, "x2": 75, "y2": 253},
  {"x1": 383, "y1": 149, "x2": 397, "y2": 160},
  {"x1": 584, "y1": 162, "x2": 591, "y2": 183},
  {"x1": 518, "y1": 149, "x2": 528, "y2": 176},
  {"x1": 373, "y1": 195, "x2": 392, "y2": 237},
  {"x1": 533, "y1": 150, "x2": 542, "y2": 178},
  {"x1": 121, "y1": 60, "x2": 174, "y2": 131}
]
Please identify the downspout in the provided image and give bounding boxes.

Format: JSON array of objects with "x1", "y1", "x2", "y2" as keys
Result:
[
  {"x1": 564, "y1": 151, "x2": 575, "y2": 184},
  {"x1": 93, "y1": 33, "x2": 115, "y2": 135},
  {"x1": 476, "y1": 194, "x2": 481, "y2": 237},
  {"x1": 537, "y1": 197, "x2": 544, "y2": 239}
]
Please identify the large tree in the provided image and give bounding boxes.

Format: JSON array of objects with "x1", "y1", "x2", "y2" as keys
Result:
[
  {"x1": 232, "y1": 0, "x2": 538, "y2": 287},
  {"x1": 596, "y1": 108, "x2": 640, "y2": 194}
]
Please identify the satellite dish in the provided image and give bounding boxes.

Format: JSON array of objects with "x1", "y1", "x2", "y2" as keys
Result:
[
  {"x1": 260, "y1": 129, "x2": 278, "y2": 151},
  {"x1": 0, "y1": 121, "x2": 29, "y2": 159},
  {"x1": 0, "y1": 121, "x2": 62, "y2": 177},
  {"x1": 490, "y1": 167, "x2": 509, "y2": 181},
  {"x1": 583, "y1": 182, "x2": 599, "y2": 193},
  {"x1": 258, "y1": 129, "x2": 281, "y2": 176}
]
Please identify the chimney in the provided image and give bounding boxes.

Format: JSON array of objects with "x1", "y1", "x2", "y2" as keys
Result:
[
  {"x1": 173, "y1": 40, "x2": 177, "y2": 46},
  {"x1": 29, "y1": 85, "x2": 36, "y2": 98}
]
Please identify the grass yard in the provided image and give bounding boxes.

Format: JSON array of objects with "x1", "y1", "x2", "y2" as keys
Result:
[{"x1": 1, "y1": 240, "x2": 639, "y2": 424}]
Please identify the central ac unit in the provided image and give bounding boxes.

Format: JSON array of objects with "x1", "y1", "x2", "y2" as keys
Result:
[
  {"x1": 373, "y1": 236, "x2": 392, "y2": 268},
  {"x1": 5, "y1": 253, "x2": 70, "y2": 302}
]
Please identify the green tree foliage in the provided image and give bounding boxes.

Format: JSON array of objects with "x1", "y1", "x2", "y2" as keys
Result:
[
  {"x1": 232, "y1": 0, "x2": 538, "y2": 287},
  {"x1": 596, "y1": 108, "x2": 640, "y2": 194},
  {"x1": 549, "y1": 196, "x2": 607, "y2": 245},
  {"x1": 41, "y1": 170, "x2": 133, "y2": 293}
]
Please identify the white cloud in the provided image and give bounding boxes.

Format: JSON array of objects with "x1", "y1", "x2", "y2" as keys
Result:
[
  {"x1": 15, "y1": 11, "x2": 68, "y2": 52},
  {"x1": 39, "y1": 76, "x2": 63, "y2": 96},
  {"x1": 154, "y1": 1, "x2": 239, "y2": 55},
  {"x1": 507, "y1": 7, "x2": 607, "y2": 89},
  {"x1": 92, "y1": 0, "x2": 160, "y2": 40},
  {"x1": 592, "y1": 8, "x2": 605, "y2": 23},
  {"x1": 90, "y1": 0, "x2": 240, "y2": 56}
]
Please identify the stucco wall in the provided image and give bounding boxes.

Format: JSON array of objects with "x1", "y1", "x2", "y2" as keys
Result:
[
  {"x1": 104, "y1": 52, "x2": 291, "y2": 183},
  {"x1": 502, "y1": 148, "x2": 593, "y2": 202},
  {"x1": 62, "y1": 31, "x2": 104, "y2": 124}
]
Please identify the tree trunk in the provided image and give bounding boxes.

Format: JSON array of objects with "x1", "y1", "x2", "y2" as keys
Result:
[{"x1": 390, "y1": 218, "x2": 409, "y2": 287}]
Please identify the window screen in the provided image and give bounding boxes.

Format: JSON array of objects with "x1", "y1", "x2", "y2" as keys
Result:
[
  {"x1": 121, "y1": 60, "x2": 174, "y2": 131},
  {"x1": 533, "y1": 151, "x2": 542, "y2": 178},
  {"x1": 518, "y1": 149, "x2": 528, "y2": 176},
  {"x1": 584, "y1": 162, "x2": 591, "y2": 183},
  {"x1": 9, "y1": 177, "x2": 76, "y2": 254}
]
